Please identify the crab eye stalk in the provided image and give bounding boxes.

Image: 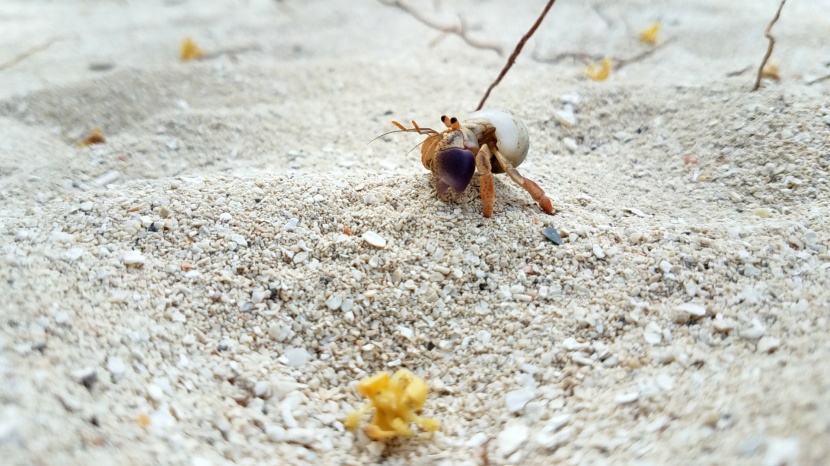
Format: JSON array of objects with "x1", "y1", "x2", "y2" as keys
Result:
[{"x1": 434, "y1": 148, "x2": 476, "y2": 196}]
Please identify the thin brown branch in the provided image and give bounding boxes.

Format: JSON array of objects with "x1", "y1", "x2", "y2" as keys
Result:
[
  {"x1": 0, "y1": 37, "x2": 60, "y2": 71},
  {"x1": 379, "y1": 0, "x2": 503, "y2": 56},
  {"x1": 614, "y1": 38, "x2": 676, "y2": 70},
  {"x1": 476, "y1": 0, "x2": 558, "y2": 111},
  {"x1": 806, "y1": 73, "x2": 830, "y2": 86},
  {"x1": 726, "y1": 65, "x2": 753, "y2": 78},
  {"x1": 532, "y1": 50, "x2": 602, "y2": 65},
  {"x1": 201, "y1": 44, "x2": 262, "y2": 60},
  {"x1": 752, "y1": 0, "x2": 787, "y2": 91},
  {"x1": 532, "y1": 38, "x2": 675, "y2": 71}
]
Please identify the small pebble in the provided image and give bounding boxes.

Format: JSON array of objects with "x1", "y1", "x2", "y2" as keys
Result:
[
  {"x1": 72, "y1": 368, "x2": 97, "y2": 390},
  {"x1": 562, "y1": 137, "x2": 578, "y2": 152},
  {"x1": 285, "y1": 427, "x2": 317, "y2": 445},
  {"x1": 123, "y1": 250, "x2": 146, "y2": 266},
  {"x1": 251, "y1": 290, "x2": 268, "y2": 304},
  {"x1": 362, "y1": 231, "x2": 387, "y2": 248},
  {"x1": 644, "y1": 322, "x2": 663, "y2": 345},
  {"x1": 293, "y1": 251, "x2": 308, "y2": 263},
  {"x1": 325, "y1": 295, "x2": 343, "y2": 310},
  {"x1": 106, "y1": 355, "x2": 127, "y2": 376},
  {"x1": 147, "y1": 384, "x2": 164, "y2": 401},
  {"x1": 552, "y1": 107, "x2": 577, "y2": 127},
  {"x1": 266, "y1": 425, "x2": 286, "y2": 442},
  {"x1": 655, "y1": 373, "x2": 675, "y2": 391},
  {"x1": 756, "y1": 336, "x2": 781, "y2": 353},
  {"x1": 284, "y1": 347, "x2": 310, "y2": 368},
  {"x1": 753, "y1": 208, "x2": 772, "y2": 218},
  {"x1": 534, "y1": 425, "x2": 574, "y2": 450},
  {"x1": 741, "y1": 319, "x2": 767, "y2": 340},
  {"x1": 496, "y1": 424, "x2": 530, "y2": 458},
  {"x1": 676, "y1": 302, "x2": 707, "y2": 317},
  {"x1": 615, "y1": 392, "x2": 639, "y2": 404},
  {"x1": 366, "y1": 441, "x2": 386, "y2": 456},
  {"x1": 92, "y1": 170, "x2": 120, "y2": 186},
  {"x1": 54, "y1": 311, "x2": 70, "y2": 326},
  {"x1": 285, "y1": 218, "x2": 299, "y2": 230},
  {"x1": 712, "y1": 318, "x2": 735, "y2": 333},
  {"x1": 763, "y1": 437, "x2": 799, "y2": 466},
  {"x1": 505, "y1": 387, "x2": 535, "y2": 413},
  {"x1": 562, "y1": 337, "x2": 585, "y2": 351},
  {"x1": 253, "y1": 381, "x2": 272, "y2": 398},
  {"x1": 592, "y1": 244, "x2": 605, "y2": 259},
  {"x1": 543, "y1": 227, "x2": 563, "y2": 245}
]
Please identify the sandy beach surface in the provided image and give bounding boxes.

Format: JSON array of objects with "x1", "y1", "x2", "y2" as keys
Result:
[{"x1": 1, "y1": 1, "x2": 829, "y2": 464}]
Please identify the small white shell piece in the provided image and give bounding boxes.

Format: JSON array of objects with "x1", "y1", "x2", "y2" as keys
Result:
[{"x1": 466, "y1": 109, "x2": 530, "y2": 166}]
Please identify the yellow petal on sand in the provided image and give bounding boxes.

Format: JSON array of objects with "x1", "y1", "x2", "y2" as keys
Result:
[
  {"x1": 584, "y1": 57, "x2": 612, "y2": 81},
  {"x1": 639, "y1": 22, "x2": 661, "y2": 45},
  {"x1": 180, "y1": 37, "x2": 205, "y2": 62}
]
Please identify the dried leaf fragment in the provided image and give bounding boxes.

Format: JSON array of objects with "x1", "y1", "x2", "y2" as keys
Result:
[
  {"x1": 584, "y1": 57, "x2": 611, "y2": 81},
  {"x1": 761, "y1": 60, "x2": 780, "y2": 81},
  {"x1": 78, "y1": 128, "x2": 106, "y2": 146},
  {"x1": 639, "y1": 22, "x2": 661, "y2": 45},
  {"x1": 180, "y1": 37, "x2": 204, "y2": 61}
]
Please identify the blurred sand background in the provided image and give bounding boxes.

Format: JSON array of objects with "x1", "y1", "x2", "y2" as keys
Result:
[{"x1": 1, "y1": 0, "x2": 829, "y2": 464}]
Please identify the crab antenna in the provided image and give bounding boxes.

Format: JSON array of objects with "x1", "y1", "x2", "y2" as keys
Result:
[
  {"x1": 369, "y1": 129, "x2": 412, "y2": 144},
  {"x1": 406, "y1": 139, "x2": 427, "y2": 156},
  {"x1": 368, "y1": 123, "x2": 438, "y2": 145}
]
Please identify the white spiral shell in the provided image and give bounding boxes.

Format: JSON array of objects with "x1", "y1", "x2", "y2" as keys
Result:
[{"x1": 466, "y1": 109, "x2": 530, "y2": 167}]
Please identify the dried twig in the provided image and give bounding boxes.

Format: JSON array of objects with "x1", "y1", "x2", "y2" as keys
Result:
[
  {"x1": 476, "y1": 0, "x2": 558, "y2": 110},
  {"x1": 533, "y1": 38, "x2": 676, "y2": 71},
  {"x1": 726, "y1": 65, "x2": 753, "y2": 78},
  {"x1": 0, "y1": 37, "x2": 60, "y2": 71},
  {"x1": 380, "y1": 0, "x2": 503, "y2": 56},
  {"x1": 614, "y1": 37, "x2": 676, "y2": 70},
  {"x1": 202, "y1": 44, "x2": 262, "y2": 60},
  {"x1": 807, "y1": 73, "x2": 830, "y2": 86},
  {"x1": 531, "y1": 50, "x2": 602, "y2": 65},
  {"x1": 752, "y1": 0, "x2": 787, "y2": 91}
]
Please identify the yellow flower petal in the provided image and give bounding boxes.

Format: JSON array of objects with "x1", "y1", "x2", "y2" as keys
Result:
[
  {"x1": 639, "y1": 22, "x2": 661, "y2": 45},
  {"x1": 584, "y1": 57, "x2": 612, "y2": 81}
]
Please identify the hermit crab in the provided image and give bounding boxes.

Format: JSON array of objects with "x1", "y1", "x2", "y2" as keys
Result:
[{"x1": 390, "y1": 109, "x2": 554, "y2": 218}]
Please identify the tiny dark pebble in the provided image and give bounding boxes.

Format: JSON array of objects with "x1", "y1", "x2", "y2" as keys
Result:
[
  {"x1": 81, "y1": 372, "x2": 98, "y2": 391},
  {"x1": 543, "y1": 227, "x2": 564, "y2": 245},
  {"x1": 88, "y1": 62, "x2": 115, "y2": 72}
]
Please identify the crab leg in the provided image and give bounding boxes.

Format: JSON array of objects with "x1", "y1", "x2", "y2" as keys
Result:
[
  {"x1": 475, "y1": 145, "x2": 496, "y2": 218},
  {"x1": 491, "y1": 149, "x2": 555, "y2": 215}
]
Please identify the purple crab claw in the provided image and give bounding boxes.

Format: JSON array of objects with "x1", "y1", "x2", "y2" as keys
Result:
[{"x1": 434, "y1": 148, "x2": 476, "y2": 196}]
